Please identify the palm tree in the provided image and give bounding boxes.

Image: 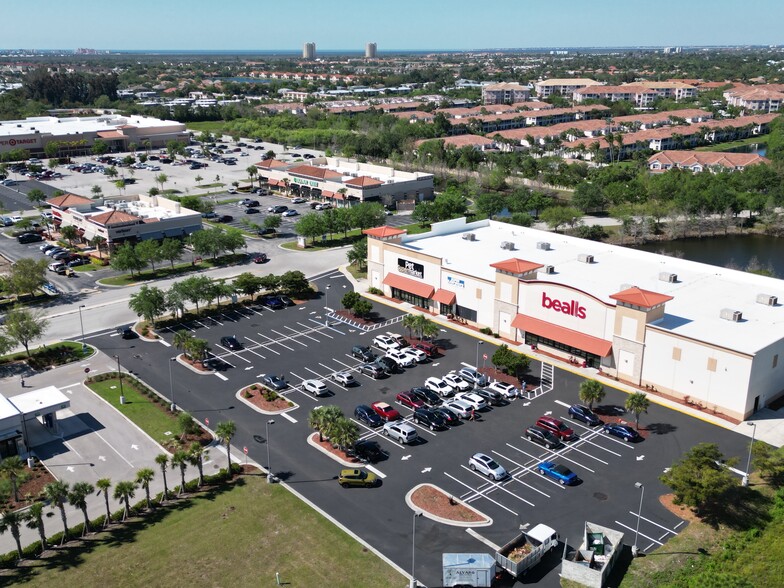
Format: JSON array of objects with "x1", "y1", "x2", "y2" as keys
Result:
[
  {"x1": 60, "y1": 225, "x2": 79, "y2": 247},
  {"x1": 113, "y1": 480, "x2": 137, "y2": 521},
  {"x1": 90, "y1": 235, "x2": 107, "y2": 258},
  {"x1": 135, "y1": 468, "x2": 156, "y2": 510},
  {"x1": 96, "y1": 478, "x2": 112, "y2": 526},
  {"x1": 155, "y1": 453, "x2": 170, "y2": 502},
  {"x1": 402, "y1": 314, "x2": 419, "y2": 339},
  {"x1": 0, "y1": 510, "x2": 25, "y2": 560},
  {"x1": 173, "y1": 330, "x2": 194, "y2": 359},
  {"x1": 25, "y1": 502, "x2": 51, "y2": 553},
  {"x1": 188, "y1": 443, "x2": 208, "y2": 488},
  {"x1": 67, "y1": 481, "x2": 94, "y2": 536},
  {"x1": 170, "y1": 450, "x2": 189, "y2": 496},
  {"x1": 330, "y1": 417, "x2": 359, "y2": 452},
  {"x1": 215, "y1": 421, "x2": 237, "y2": 474},
  {"x1": 625, "y1": 392, "x2": 650, "y2": 430},
  {"x1": 578, "y1": 380, "x2": 606, "y2": 410},
  {"x1": 246, "y1": 165, "x2": 258, "y2": 188},
  {"x1": 155, "y1": 173, "x2": 168, "y2": 192},
  {"x1": 421, "y1": 318, "x2": 440, "y2": 342},
  {"x1": 43, "y1": 480, "x2": 70, "y2": 544},
  {"x1": 0, "y1": 456, "x2": 26, "y2": 503}
]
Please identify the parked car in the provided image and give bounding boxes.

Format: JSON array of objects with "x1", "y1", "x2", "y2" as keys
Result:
[
  {"x1": 349, "y1": 440, "x2": 385, "y2": 463},
  {"x1": 352, "y1": 345, "x2": 376, "y2": 362},
  {"x1": 457, "y1": 367, "x2": 488, "y2": 387},
  {"x1": 382, "y1": 421, "x2": 418, "y2": 444},
  {"x1": 413, "y1": 407, "x2": 447, "y2": 430},
  {"x1": 278, "y1": 295, "x2": 295, "y2": 307},
  {"x1": 443, "y1": 398, "x2": 473, "y2": 419},
  {"x1": 358, "y1": 363, "x2": 383, "y2": 379},
  {"x1": 433, "y1": 406, "x2": 461, "y2": 426},
  {"x1": 374, "y1": 356, "x2": 398, "y2": 374},
  {"x1": 442, "y1": 373, "x2": 472, "y2": 392},
  {"x1": 401, "y1": 347, "x2": 428, "y2": 363},
  {"x1": 396, "y1": 391, "x2": 425, "y2": 410},
  {"x1": 116, "y1": 326, "x2": 137, "y2": 339},
  {"x1": 371, "y1": 401, "x2": 400, "y2": 422},
  {"x1": 338, "y1": 468, "x2": 378, "y2": 488},
  {"x1": 568, "y1": 404, "x2": 602, "y2": 426},
  {"x1": 291, "y1": 197, "x2": 306, "y2": 204},
  {"x1": 386, "y1": 349, "x2": 415, "y2": 368},
  {"x1": 244, "y1": 207, "x2": 260, "y2": 215},
  {"x1": 332, "y1": 371, "x2": 356, "y2": 386},
  {"x1": 216, "y1": 215, "x2": 233, "y2": 223},
  {"x1": 45, "y1": 247, "x2": 66, "y2": 256},
  {"x1": 487, "y1": 381, "x2": 518, "y2": 400},
  {"x1": 473, "y1": 387, "x2": 503, "y2": 406},
  {"x1": 52, "y1": 250, "x2": 72, "y2": 260},
  {"x1": 602, "y1": 423, "x2": 642, "y2": 442},
  {"x1": 48, "y1": 261, "x2": 65, "y2": 272},
  {"x1": 454, "y1": 392, "x2": 487, "y2": 411},
  {"x1": 535, "y1": 416, "x2": 576, "y2": 442},
  {"x1": 409, "y1": 386, "x2": 442, "y2": 408},
  {"x1": 412, "y1": 340, "x2": 438, "y2": 357},
  {"x1": 425, "y1": 376, "x2": 454, "y2": 398},
  {"x1": 281, "y1": 209, "x2": 298, "y2": 217},
  {"x1": 252, "y1": 253, "x2": 269, "y2": 264},
  {"x1": 302, "y1": 379, "x2": 329, "y2": 397},
  {"x1": 354, "y1": 404, "x2": 383, "y2": 428},
  {"x1": 268, "y1": 205, "x2": 288, "y2": 214},
  {"x1": 201, "y1": 211, "x2": 218, "y2": 219},
  {"x1": 260, "y1": 295, "x2": 285, "y2": 310},
  {"x1": 220, "y1": 335, "x2": 242, "y2": 351},
  {"x1": 525, "y1": 425, "x2": 562, "y2": 449},
  {"x1": 538, "y1": 461, "x2": 579, "y2": 485},
  {"x1": 240, "y1": 199, "x2": 260, "y2": 207},
  {"x1": 261, "y1": 374, "x2": 287, "y2": 391},
  {"x1": 372, "y1": 334, "x2": 401, "y2": 352},
  {"x1": 469, "y1": 452, "x2": 508, "y2": 481},
  {"x1": 17, "y1": 233, "x2": 43, "y2": 244},
  {"x1": 40, "y1": 243, "x2": 57, "y2": 252},
  {"x1": 68, "y1": 257, "x2": 90, "y2": 267}
]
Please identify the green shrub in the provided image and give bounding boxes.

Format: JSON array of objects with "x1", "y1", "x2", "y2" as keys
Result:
[
  {"x1": 367, "y1": 286, "x2": 383, "y2": 295},
  {"x1": 479, "y1": 326, "x2": 493, "y2": 335}
]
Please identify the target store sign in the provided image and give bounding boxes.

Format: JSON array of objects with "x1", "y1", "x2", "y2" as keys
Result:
[{"x1": 0, "y1": 138, "x2": 38, "y2": 147}]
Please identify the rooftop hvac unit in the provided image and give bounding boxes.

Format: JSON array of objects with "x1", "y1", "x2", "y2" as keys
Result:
[
  {"x1": 720, "y1": 308, "x2": 743, "y2": 322},
  {"x1": 577, "y1": 253, "x2": 594, "y2": 264},
  {"x1": 756, "y1": 293, "x2": 778, "y2": 306},
  {"x1": 543, "y1": 265, "x2": 555, "y2": 274},
  {"x1": 659, "y1": 272, "x2": 678, "y2": 283},
  {"x1": 500, "y1": 241, "x2": 515, "y2": 251},
  {"x1": 462, "y1": 232, "x2": 476, "y2": 241},
  {"x1": 536, "y1": 241, "x2": 551, "y2": 251}
]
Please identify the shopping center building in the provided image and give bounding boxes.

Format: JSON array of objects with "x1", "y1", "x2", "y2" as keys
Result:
[{"x1": 364, "y1": 218, "x2": 784, "y2": 420}]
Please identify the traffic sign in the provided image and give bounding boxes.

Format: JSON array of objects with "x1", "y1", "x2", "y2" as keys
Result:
[
  {"x1": 482, "y1": 353, "x2": 488, "y2": 360},
  {"x1": 84, "y1": 367, "x2": 90, "y2": 373},
  {"x1": 243, "y1": 446, "x2": 248, "y2": 455},
  {"x1": 205, "y1": 417, "x2": 209, "y2": 426}
]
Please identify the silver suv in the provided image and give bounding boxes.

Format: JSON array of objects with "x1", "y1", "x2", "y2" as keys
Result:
[
  {"x1": 382, "y1": 422, "x2": 418, "y2": 444},
  {"x1": 458, "y1": 367, "x2": 488, "y2": 387}
]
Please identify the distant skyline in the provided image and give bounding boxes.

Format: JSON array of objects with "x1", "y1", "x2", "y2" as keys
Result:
[{"x1": 1, "y1": 0, "x2": 782, "y2": 52}]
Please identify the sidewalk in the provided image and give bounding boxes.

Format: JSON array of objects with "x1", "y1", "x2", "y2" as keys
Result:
[{"x1": 341, "y1": 265, "x2": 784, "y2": 448}]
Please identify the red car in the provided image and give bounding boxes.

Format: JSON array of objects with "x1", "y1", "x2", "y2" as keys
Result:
[
  {"x1": 371, "y1": 401, "x2": 400, "y2": 422},
  {"x1": 536, "y1": 416, "x2": 576, "y2": 441},
  {"x1": 252, "y1": 253, "x2": 268, "y2": 264},
  {"x1": 396, "y1": 391, "x2": 425, "y2": 410},
  {"x1": 412, "y1": 341, "x2": 438, "y2": 357}
]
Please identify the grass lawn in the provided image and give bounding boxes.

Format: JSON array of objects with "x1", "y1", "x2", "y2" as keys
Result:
[
  {"x1": 695, "y1": 133, "x2": 770, "y2": 152},
  {"x1": 11, "y1": 476, "x2": 405, "y2": 588},
  {"x1": 87, "y1": 376, "x2": 177, "y2": 447},
  {"x1": 73, "y1": 262, "x2": 108, "y2": 273},
  {"x1": 0, "y1": 341, "x2": 93, "y2": 369},
  {"x1": 186, "y1": 121, "x2": 228, "y2": 133},
  {"x1": 346, "y1": 264, "x2": 367, "y2": 280}
]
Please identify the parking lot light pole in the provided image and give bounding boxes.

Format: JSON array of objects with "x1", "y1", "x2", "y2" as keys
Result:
[
  {"x1": 114, "y1": 355, "x2": 125, "y2": 405},
  {"x1": 743, "y1": 422, "x2": 757, "y2": 487},
  {"x1": 633, "y1": 482, "x2": 644, "y2": 557},
  {"x1": 410, "y1": 511, "x2": 422, "y2": 588},
  {"x1": 475, "y1": 340, "x2": 483, "y2": 370},
  {"x1": 168, "y1": 357, "x2": 177, "y2": 412},
  {"x1": 266, "y1": 419, "x2": 275, "y2": 483},
  {"x1": 324, "y1": 284, "x2": 331, "y2": 326},
  {"x1": 78, "y1": 304, "x2": 88, "y2": 353}
]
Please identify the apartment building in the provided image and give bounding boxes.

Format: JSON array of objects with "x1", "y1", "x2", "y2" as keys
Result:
[
  {"x1": 723, "y1": 84, "x2": 784, "y2": 113},
  {"x1": 482, "y1": 82, "x2": 531, "y2": 105},
  {"x1": 534, "y1": 78, "x2": 603, "y2": 98},
  {"x1": 648, "y1": 151, "x2": 771, "y2": 173}
]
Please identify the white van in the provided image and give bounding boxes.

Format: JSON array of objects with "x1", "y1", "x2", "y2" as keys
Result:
[{"x1": 383, "y1": 422, "x2": 418, "y2": 444}]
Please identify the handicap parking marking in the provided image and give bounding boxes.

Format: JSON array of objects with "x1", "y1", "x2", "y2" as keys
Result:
[
  {"x1": 285, "y1": 324, "x2": 320, "y2": 343},
  {"x1": 459, "y1": 465, "x2": 537, "y2": 507},
  {"x1": 215, "y1": 344, "x2": 253, "y2": 364},
  {"x1": 214, "y1": 372, "x2": 229, "y2": 381},
  {"x1": 443, "y1": 472, "x2": 520, "y2": 516}
]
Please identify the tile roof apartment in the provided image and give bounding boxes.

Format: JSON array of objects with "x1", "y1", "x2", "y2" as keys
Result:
[
  {"x1": 723, "y1": 84, "x2": 784, "y2": 113},
  {"x1": 647, "y1": 150, "x2": 771, "y2": 173},
  {"x1": 481, "y1": 82, "x2": 531, "y2": 105},
  {"x1": 533, "y1": 78, "x2": 604, "y2": 98},
  {"x1": 573, "y1": 82, "x2": 698, "y2": 107}
]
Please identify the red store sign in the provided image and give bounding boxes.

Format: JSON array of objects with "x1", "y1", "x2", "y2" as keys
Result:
[{"x1": 541, "y1": 293, "x2": 586, "y2": 319}]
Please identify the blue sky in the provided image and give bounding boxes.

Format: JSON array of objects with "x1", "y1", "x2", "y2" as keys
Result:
[{"x1": 1, "y1": 0, "x2": 782, "y2": 51}]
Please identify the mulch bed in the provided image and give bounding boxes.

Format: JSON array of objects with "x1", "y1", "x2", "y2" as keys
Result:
[
  {"x1": 180, "y1": 355, "x2": 211, "y2": 372},
  {"x1": 309, "y1": 433, "x2": 361, "y2": 464},
  {"x1": 241, "y1": 384, "x2": 294, "y2": 412},
  {"x1": 163, "y1": 429, "x2": 212, "y2": 452},
  {"x1": 1, "y1": 463, "x2": 57, "y2": 511},
  {"x1": 660, "y1": 492, "x2": 700, "y2": 524},
  {"x1": 410, "y1": 484, "x2": 485, "y2": 523}
]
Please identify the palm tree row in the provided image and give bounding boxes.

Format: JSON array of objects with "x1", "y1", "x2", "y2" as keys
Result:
[
  {"x1": 402, "y1": 313, "x2": 440, "y2": 342},
  {"x1": 0, "y1": 422, "x2": 234, "y2": 562},
  {"x1": 308, "y1": 406, "x2": 359, "y2": 452}
]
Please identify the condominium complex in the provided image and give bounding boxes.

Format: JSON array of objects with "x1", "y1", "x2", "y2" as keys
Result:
[{"x1": 482, "y1": 82, "x2": 531, "y2": 105}]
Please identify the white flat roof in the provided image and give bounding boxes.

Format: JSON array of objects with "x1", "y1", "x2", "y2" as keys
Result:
[
  {"x1": 8, "y1": 386, "x2": 71, "y2": 416},
  {"x1": 0, "y1": 395, "x2": 20, "y2": 421},
  {"x1": 402, "y1": 218, "x2": 784, "y2": 355},
  {"x1": 0, "y1": 115, "x2": 184, "y2": 138}
]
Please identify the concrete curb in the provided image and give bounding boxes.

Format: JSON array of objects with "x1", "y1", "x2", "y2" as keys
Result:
[
  {"x1": 405, "y1": 483, "x2": 492, "y2": 527},
  {"x1": 175, "y1": 353, "x2": 214, "y2": 376},
  {"x1": 234, "y1": 385, "x2": 300, "y2": 416},
  {"x1": 306, "y1": 432, "x2": 364, "y2": 468}
]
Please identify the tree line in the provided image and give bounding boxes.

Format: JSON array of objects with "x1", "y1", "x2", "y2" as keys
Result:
[
  {"x1": 23, "y1": 67, "x2": 119, "y2": 108},
  {"x1": 294, "y1": 202, "x2": 388, "y2": 243}
]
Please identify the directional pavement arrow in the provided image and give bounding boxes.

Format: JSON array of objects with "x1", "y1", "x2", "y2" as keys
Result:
[
  {"x1": 636, "y1": 455, "x2": 645, "y2": 461},
  {"x1": 421, "y1": 467, "x2": 431, "y2": 473},
  {"x1": 131, "y1": 444, "x2": 139, "y2": 450},
  {"x1": 431, "y1": 362, "x2": 439, "y2": 367},
  {"x1": 544, "y1": 410, "x2": 553, "y2": 416},
  {"x1": 523, "y1": 402, "x2": 531, "y2": 406},
  {"x1": 401, "y1": 455, "x2": 411, "y2": 461},
  {"x1": 98, "y1": 456, "x2": 106, "y2": 462},
  {"x1": 66, "y1": 466, "x2": 74, "y2": 472},
  {"x1": 64, "y1": 389, "x2": 73, "y2": 395}
]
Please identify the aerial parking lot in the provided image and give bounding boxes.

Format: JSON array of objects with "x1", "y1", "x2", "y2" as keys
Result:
[{"x1": 87, "y1": 271, "x2": 751, "y2": 587}]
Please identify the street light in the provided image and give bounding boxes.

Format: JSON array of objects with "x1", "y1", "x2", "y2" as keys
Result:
[
  {"x1": 475, "y1": 340, "x2": 484, "y2": 370},
  {"x1": 410, "y1": 511, "x2": 423, "y2": 588},
  {"x1": 78, "y1": 304, "x2": 87, "y2": 352},
  {"x1": 168, "y1": 357, "x2": 177, "y2": 412},
  {"x1": 114, "y1": 355, "x2": 125, "y2": 405},
  {"x1": 266, "y1": 419, "x2": 275, "y2": 483},
  {"x1": 324, "y1": 284, "x2": 331, "y2": 326},
  {"x1": 632, "y1": 482, "x2": 644, "y2": 557},
  {"x1": 743, "y1": 421, "x2": 757, "y2": 487}
]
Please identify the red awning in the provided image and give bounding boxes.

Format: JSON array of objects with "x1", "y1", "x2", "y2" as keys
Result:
[
  {"x1": 322, "y1": 190, "x2": 335, "y2": 198},
  {"x1": 268, "y1": 179, "x2": 280, "y2": 187},
  {"x1": 511, "y1": 314, "x2": 613, "y2": 357},
  {"x1": 383, "y1": 273, "x2": 435, "y2": 299},
  {"x1": 432, "y1": 288, "x2": 456, "y2": 305}
]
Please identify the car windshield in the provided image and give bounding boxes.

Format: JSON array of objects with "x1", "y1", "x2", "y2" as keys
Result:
[
  {"x1": 487, "y1": 459, "x2": 500, "y2": 469},
  {"x1": 553, "y1": 465, "x2": 571, "y2": 476}
]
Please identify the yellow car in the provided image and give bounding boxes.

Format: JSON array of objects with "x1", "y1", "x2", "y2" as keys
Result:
[{"x1": 338, "y1": 469, "x2": 378, "y2": 488}]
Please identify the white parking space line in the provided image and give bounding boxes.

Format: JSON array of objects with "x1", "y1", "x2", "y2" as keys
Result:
[
  {"x1": 215, "y1": 344, "x2": 252, "y2": 364},
  {"x1": 110, "y1": 333, "x2": 120, "y2": 337},
  {"x1": 554, "y1": 399, "x2": 571, "y2": 408},
  {"x1": 214, "y1": 372, "x2": 228, "y2": 381},
  {"x1": 556, "y1": 440, "x2": 610, "y2": 465},
  {"x1": 354, "y1": 420, "x2": 405, "y2": 449},
  {"x1": 84, "y1": 330, "x2": 117, "y2": 340},
  {"x1": 281, "y1": 412, "x2": 297, "y2": 423},
  {"x1": 221, "y1": 312, "x2": 239, "y2": 322},
  {"x1": 209, "y1": 316, "x2": 224, "y2": 326},
  {"x1": 628, "y1": 512, "x2": 679, "y2": 535},
  {"x1": 444, "y1": 472, "x2": 519, "y2": 516},
  {"x1": 246, "y1": 307, "x2": 265, "y2": 316},
  {"x1": 159, "y1": 339, "x2": 171, "y2": 347},
  {"x1": 306, "y1": 318, "x2": 345, "y2": 336},
  {"x1": 91, "y1": 429, "x2": 136, "y2": 468},
  {"x1": 491, "y1": 451, "x2": 554, "y2": 496},
  {"x1": 466, "y1": 529, "x2": 501, "y2": 551},
  {"x1": 270, "y1": 329, "x2": 308, "y2": 347},
  {"x1": 459, "y1": 465, "x2": 537, "y2": 507},
  {"x1": 286, "y1": 325, "x2": 320, "y2": 343},
  {"x1": 401, "y1": 415, "x2": 437, "y2": 437},
  {"x1": 365, "y1": 465, "x2": 386, "y2": 479},
  {"x1": 178, "y1": 322, "x2": 195, "y2": 332},
  {"x1": 303, "y1": 320, "x2": 335, "y2": 338},
  {"x1": 507, "y1": 441, "x2": 597, "y2": 475},
  {"x1": 257, "y1": 330, "x2": 295, "y2": 352},
  {"x1": 569, "y1": 430, "x2": 623, "y2": 457},
  {"x1": 193, "y1": 320, "x2": 211, "y2": 330},
  {"x1": 240, "y1": 338, "x2": 267, "y2": 360},
  {"x1": 614, "y1": 520, "x2": 663, "y2": 547},
  {"x1": 254, "y1": 333, "x2": 281, "y2": 355}
]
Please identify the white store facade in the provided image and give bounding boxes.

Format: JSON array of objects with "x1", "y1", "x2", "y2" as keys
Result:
[{"x1": 365, "y1": 218, "x2": 784, "y2": 421}]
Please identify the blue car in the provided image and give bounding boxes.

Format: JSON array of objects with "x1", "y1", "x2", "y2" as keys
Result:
[
  {"x1": 602, "y1": 423, "x2": 642, "y2": 442},
  {"x1": 538, "y1": 461, "x2": 579, "y2": 485},
  {"x1": 354, "y1": 404, "x2": 383, "y2": 428},
  {"x1": 568, "y1": 404, "x2": 602, "y2": 426}
]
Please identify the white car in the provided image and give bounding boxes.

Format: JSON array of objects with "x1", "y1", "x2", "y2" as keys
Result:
[
  {"x1": 302, "y1": 379, "x2": 329, "y2": 397},
  {"x1": 455, "y1": 392, "x2": 487, "y2": 411},
  {"x1": 469, "y1": 452, "x2": 508, "y2": 481},
  {"x1": 9, "y1": 215, "x2": 22, "y2": 223},
  {"x1": 443, "y1": 398, "x2": 473, "y2": 419},
  {"x1": 372, "y1": 334, "x2": 401, "y2": 352},
  {"x1": 443, "y1": 373, "x2": 472, "y2": 392},
  {"x1": 386, "y1": 349, "x2": 415, "y2": 368},
  {"x1": 146, "y1": 165, "x2": 161, "y2": 171},
  {"x1": 487, "y1": 381, "x2": 518, "y2": 400},
  {"x1": 332, "y1": 371, "x2": 356, "y2": 386},
  {"x1": 425, "y1": 376, "x2": 454, "y2": 397},
  {"x1": 401, "y1": 347, "x2": 427, "y2": 363}
]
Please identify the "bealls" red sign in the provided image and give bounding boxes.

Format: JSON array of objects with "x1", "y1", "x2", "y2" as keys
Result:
[{"x1": 542, "y1": 293, "x2": 586, "y2": 319}]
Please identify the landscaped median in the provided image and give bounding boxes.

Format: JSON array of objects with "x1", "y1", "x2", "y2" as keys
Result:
[
  {"x1": 406, "y1": 483, "x2": 492, "y2": 527},
  {"x1": 0, "y1": 341, "x2": 94, "y2": 371},
  {"x1": 96, "y1": 252, "x2": 250, "y2": 287},
  {"x1": 237, "y1": 382, "x2": 298, "y2": 414}
]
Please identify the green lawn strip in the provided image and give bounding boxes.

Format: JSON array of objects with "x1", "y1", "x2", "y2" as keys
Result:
[
  {"x1": 185, "y1": 121, "x2": 228, "y2": 133},
  {"x1": 97, "y1": 254, "x2": 248, "y2": 286},
  {"x1": 346, "y1": 264, "x2": 367, "y2": 280},
  {"x1": 11, "y1": 476, "x2": 405, "y2": 588},
  {"x1": 0, "y1": 341, "x2": 93, "y2": 368},
  {"x1": 73, "y1": 262, "x2": 108, "y2": 273},
  {"x1": 87, "y1": 377, "x2": 177, "y2": 447},
  {"x1": 695, "y1": 133, "x2": 770, "y2": 152}
]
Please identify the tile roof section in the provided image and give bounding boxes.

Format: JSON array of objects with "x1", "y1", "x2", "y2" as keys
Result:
[
  {"x1": 46, "y1": 193, "x2": 93, "y2": 208},
  {"x1": 88, "y1": 209, "x2": 140, "y2": 226},
  {"x1": 490, "y1": 258, "x2": 544, "y2": 275},
  {"x1": 287, "y1": 164, "x2": 343, "y2": 181},
  {"x1": 363, "y1": 226, "x2": 406, "y2": 238},
  {"x1": 610, "y1": 286, "x2": 674, "y2": 308},
  {"x1": 345, "y1": 175, "x2": 383, "y2": 187},
  {"x1": 648, "y1": 150, "x2": 771, "y2": 170}
]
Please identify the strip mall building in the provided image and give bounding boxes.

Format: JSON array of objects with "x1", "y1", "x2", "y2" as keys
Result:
[{"x1": 365, "y1": 218, "x2": 784, "y2": 420}]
